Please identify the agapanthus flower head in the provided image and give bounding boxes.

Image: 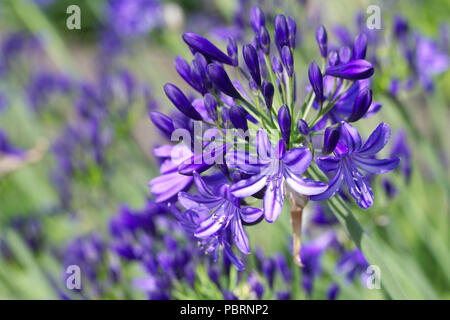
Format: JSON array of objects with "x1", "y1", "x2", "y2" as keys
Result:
[
  {"x1": 312, "y1": 122, "x2": 399, "y2": 209},
  {"x1": 148, "y1": 6, "x2": 395, "y2": 271}
]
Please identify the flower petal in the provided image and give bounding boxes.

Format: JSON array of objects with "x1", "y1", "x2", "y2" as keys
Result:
[
  {"x1": 256, "y1": 128, "x2": 272, "y2": 160},
  {"x1": 231, "y1": 215, "x2": 250, "y2": 254},
  {"x1": 225, "y1": 150, "x2": 265, "y2": 174},
  {"x1": 357, "y1": 123, "x2": 391, "y2": 156},
  {"x1": 263, "y1": 177, "x2": 285, "y2": 223},
  {"x1": 352, "y1": 156, "x2": 400, "y2": 174},
  {"x1": 281, "y1": 147, "x2": 312, "y2": 175},
  {"x1": 310, "y1": 167, "x2": 344, "y2": 201},
  {"x1": 230, "y1": 174, "x2": 268, "y2": 198},
  {"x1": 284, "y1": 170, "x2": 328, "y2": 195},
  {"x1": 240, "y1": 207, "x2": 264, "y2": 223},
  {"x1": 339, "y1": 122, "x2": 362, "y2": 152},
  {"x1": 342, "y1": 162, "x2": 374, "y2": 209},
  {"x1": 316, "y1": 156, "x2": 340, "y2": 172}
]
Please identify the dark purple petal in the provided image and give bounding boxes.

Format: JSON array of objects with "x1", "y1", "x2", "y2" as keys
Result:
[
  {"x1": 342, "y1": 162, "x2": 373, "y2": 209},
  {"x1": 323, "y1": 126, "x2": 340, "y2": 154},
  {"x1": 192, "y1": 171, "x2": 216, "y2": 198},
  {"x1": 149, "y1": 111, "x2": 174, "y2": 138},
  {"x1": 347, "y1": 88, "x2": 372, "y2": 122},
  {"x1": 164, "y1": 83, "x2": 202, "y2": 120},
  {"x1": 339, "y1": 122, "x2": 362, "y2": 153},
  {"x1": 261, "y1": 80, "x2": 274, "y2": 110},
  {"x1": 207, "y1": 63, "x2": 241, "y2": 99},
  {"x1": 309, "y1": 167, "x2": 344, "y2": 201},
  {"x1": 243, "y1": 44, "x2": 261, "y2": 87},
  {"x1": 281, "y1": 46, "x2": 294, "y2": 77},
  {"x1": 357, "y1": 122, "x2": 390, "y2": 156},
  {"x1": 297, "y1": 119, "x2": 309, "y2": 136},
  {"x1": 229, "y1": 105, "x2": 248, "y2": 131},
  {"x1": 308, "y1": 61, "x2": 324, "y2": 104},
  {"x1": 353, "y1": 33, "x2": 367, "y2": 59},
  {"x1": 274, "y1": 14, "x2": 288, "y2": 49},
  {"x1": 281, "y1": 147, "x2": 312, "y2": 174},
  {"x1": 249, "y1": 6, "x2": 265, "y2": 33},
  {"x1": 203, "y1": 93, "x2": 218, "y2": 121},
  {"x1": 316, "y1": 25, "x2": 328, "y2": 57},
  {"x1": 352, "y1": 156, "x2": 400, "y2": 174},
  {"x1": 174, "y1": 56, "x2": 195, "y2": 88},
  {"x1": 231, "y1": 215, "x2": 250, "y2": 254},
  {"x1": 287, "y1": 16, "x2": 297, "y2": 49},
  {"x1": 240, "y1": 207, "x2": 263, "y2": 224},
  {"x1": 226, "y1": 36, "x2": 238, "y2": 67},
  {"x1": 316, "y1": 156, "x2": 340, "y2": 172},
  {"x1": 182, "y1": 32, "x2": 233, "y2": 65},
  {"x1": 278, "y1": 104, "x2": 291, "y2": 145},
  {"x1": 259, "y1": 27, "x2": 271, "y2": 55},
  {"x1": 325, "y1": 59, "x2": 374, "y2": 80}
]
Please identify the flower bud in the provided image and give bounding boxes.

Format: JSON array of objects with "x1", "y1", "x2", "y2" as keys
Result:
[
  {"x1": 281, "y1": 46, "x2": 294, "y2": 77},
  {"x1": 316, "y1": 25, "x2": 328, "y2": 57},
  {"x1": 308, "y1": 61, "x2": 324, "y2": 104},
  {"x1": 243, "y1": 44, "x2": 262, "y2": 87},
  {"x1": 353, "y1": 33, "x2": 367, "y2": 60},
  {"x1": 226, "y1": 36, "x2": 238, "y2": 67},
  {"x1": 203, "y1": 93, "x2": 218, "y2": 121},
  {"x1": 164, "y1": 83, "x2": 203, "y2": 120},
  {"x1": 182, "y1": 32, "x2": 233, "y2": 65},
  {"x1": 261, "y1": 80, "x2": 274, "y2": 110},
  {"x1": 274, "y1": 14, "x2": 288, "y2": 50},
  {"x1": 297, "y1": 119, "x2": 309, "y2": 136},
  {"x1": 322, "y1": 126, "x2": 340, "y2": 154},
  {"x1": 325, "y1": 59, "x2": 374, "y2": 80},
  {"x1": 347, "y1": 88, "x2": 372, "y2": 122},
  {"x1": 278, "y1": 104, "x2": 291, "y2": 145},
  {"x1": 149, "y1": 111, "x2": 175, "y2": 138},
  {"x1": 207, "y1": 63, "x2": 241, "y2": 99}
]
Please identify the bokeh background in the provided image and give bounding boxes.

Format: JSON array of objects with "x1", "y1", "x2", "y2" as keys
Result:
[{"x1": 0, "y1": 0, "x2": 448, "y2": 299}]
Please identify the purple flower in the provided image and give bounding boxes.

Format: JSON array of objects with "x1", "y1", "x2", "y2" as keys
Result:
[
  {"x1": 203, "y1": 93, "x2": 219, "y2": 122},
  {"x1": 107, "y1": 0, "x2": 163, "y2": 37},
  {"x1": 243, "y1": 44, "x2": 261, "y2": 87},
  {"x1": 149, "y1": 112, "x2": 175, "y2": 139},
  {"x1": 183, "y1": 32, "x2": 234, "y2": 65},
  {"x1": 249, "y1": 6, "x2": 265, "y2": 34},
  {"x1": 261, "y1": 80, "x2": 274, "y2": 110},
  {"x1": 164, "y1": 83, "x2": 203, "y2": 120},
  {"x1": 308, "y1": 61, "x2": 324, "y2": 104},
  {"x1": 339, "y1": 46, "x2": 352, "y2": 64},
  {"x1": 207, "y1": 63, "x2": 241, "y2": 99},
  {"x1": 228, "y1": 129, "x2": 327, "y2": 222},
  {"x1": 226, "y1": 37, "x2": 238, "y2": 67},
  {"x1": 274, "y1": 15, "x2": 289, "y2": 51},
  {"x1": 353, "y1": 33, "x2": 368, "y2": 60},
  {"x1": 390, "y1": 129, "x2": 411, "y2": 182},
  {"x1": 281, "y1": 46, "x2": 294, "y2": 77},
  {"x1": 415, "y1": 36, "x2": 448, "y2": 92},
  {"x1": 325, "y1": 59, "x2": 374, "y2": 80},
  {"x1": 347, "y1": 88, "x2": 372, "y2": 122},
  {"x1": 259, "y1": 27, "x2": 271, "y2": 55},
  {"x1": 311, "y1": 122, "x2": 399, "y2": 209},
  {"x1": 287, "y1": 16, "x2": 297, "y2": 49},
  {"x1": 297, "y1": 119, "x2": 309, "y2": 136},
  {"x1": 278, "y1": 104, "x2": 291, "y2": 145},
  {"x1": 178, "y1": 172, "x2": 263, "y2": 269},
  {"x1": 316, "y1": 25, "x2": 328, "y2": 58},
  {"x1": 148, "y1": 145, "x2": 194, "y2": 202}
]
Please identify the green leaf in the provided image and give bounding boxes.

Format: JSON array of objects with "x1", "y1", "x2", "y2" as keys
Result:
[{"x1": 309, "y1": 165, "x2": 408, "y2": 299}]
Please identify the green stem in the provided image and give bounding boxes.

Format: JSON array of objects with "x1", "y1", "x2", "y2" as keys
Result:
[{"x1": 308, "y1": 165, "x2": 408, "y2": 299}]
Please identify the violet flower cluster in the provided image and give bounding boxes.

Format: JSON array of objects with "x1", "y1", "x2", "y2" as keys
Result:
[{"x1": 149, "y1": 6, "x2": 400, "y2": 271}]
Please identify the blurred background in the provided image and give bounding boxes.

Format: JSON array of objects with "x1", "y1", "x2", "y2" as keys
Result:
[{"x1": 0, "y1": 0, "x2": 448, "y2": 299}]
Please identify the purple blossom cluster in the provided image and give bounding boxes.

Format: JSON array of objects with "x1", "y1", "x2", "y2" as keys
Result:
[{"x1": 148, "y1": 6, "x2": 400, "y2": 271}]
